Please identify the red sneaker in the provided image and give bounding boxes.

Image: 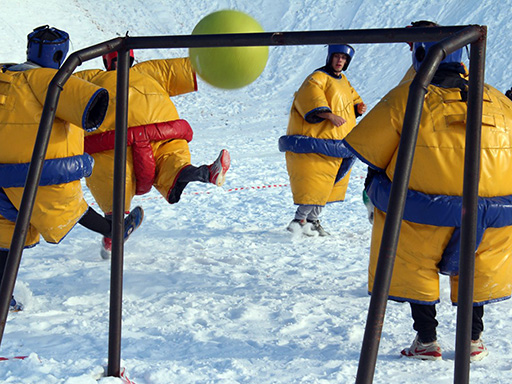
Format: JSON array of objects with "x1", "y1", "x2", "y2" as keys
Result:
[
  {"x1": 208, "y1": 150, "x2": 230, "y2": 187},
  {"x1": 470, "y1": 338, "x2": 489, "y2": 362},
  {"x1": 100, "y1": 206, "x2": 144, "y2": 260},
  {"x1": 401, "y1": 335, "x2": 442, "y2": 361},
  {"x1": 101, "y1": 236, "x2": 112, "y2": 260}
]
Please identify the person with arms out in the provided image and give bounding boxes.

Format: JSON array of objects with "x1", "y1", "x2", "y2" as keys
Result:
[
  {"x1": 343, "y1": 40, "x2": 512, "y2": 362},
  {"x1": 279, "y1": 44, "x2": 366, "y2": 236},
  {"x1": 74, "y1": 50, "x2": 230, "y2": 259},
  {"x1": 0, "y1": 26, "x2": 143, "y2": 311}
]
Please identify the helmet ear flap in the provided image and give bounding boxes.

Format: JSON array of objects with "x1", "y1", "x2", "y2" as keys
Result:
[
  {"x1": 412, "y1": 42, "x2": 427, "y2": 71},
  {"x1": 415, "y1": 45, "x2": 426, "y2": 63},
  {"x1": 412, "y1": 41, "x2": 464, "y2": 72},
  {"x1": 53, "y1": 50, "x2": 64, "y2": 65}
]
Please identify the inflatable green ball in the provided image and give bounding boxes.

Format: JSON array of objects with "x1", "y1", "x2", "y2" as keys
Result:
[{"x1": 189, "y1": 10, "x2": 269, "y2": 89}]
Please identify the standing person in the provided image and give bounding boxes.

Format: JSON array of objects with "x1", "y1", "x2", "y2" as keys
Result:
[
  {"x1": 0, "y1": 26, "x2": 143, "y2": 311},
  {"x1": 343, "y1": 40, "x2": 512, "y2": 361},
  {"x1": 279, "y1": 44, "x2": 366, "y2": 236},
  {"x1": 74, "y1": 50, "x2": 230, "y2": 259}
]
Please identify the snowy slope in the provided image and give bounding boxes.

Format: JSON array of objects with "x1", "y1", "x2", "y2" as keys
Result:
[{"x1": 1, "y1": 0, "x2": 512, "y2": 383}]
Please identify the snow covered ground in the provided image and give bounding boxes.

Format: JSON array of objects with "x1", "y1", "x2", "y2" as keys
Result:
[{"x1": 1, "y1": 0, "x2": 512, "y2": 383}]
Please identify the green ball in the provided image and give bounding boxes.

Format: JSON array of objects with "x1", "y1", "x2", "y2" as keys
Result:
[{"x1": 189, "y1": 10, "x2": 269, "y2": 89}]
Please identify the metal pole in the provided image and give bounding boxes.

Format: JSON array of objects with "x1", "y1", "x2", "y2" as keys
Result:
[
  {"x1": 355, "y1": 55, "x2": 434, "y2": 384},
  {"x1": 126, "y1": 26, "x2": 468, "y2": 49},
  {"x1": 107, "y1": 47, "x2": 131, "y2": 378},
  {"x1": 454, "y1": 30, "x2": 486, "y2": 384}
]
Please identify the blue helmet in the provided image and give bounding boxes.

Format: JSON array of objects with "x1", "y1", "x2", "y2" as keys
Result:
[
  {"x1": 27, "y1": 25, "x2": 69, "y2": 69},
  {"x1": 412, "y1": 41, "x2": 463, "y2": 72},
  {"x1": 326, "y1": 44, "x2": 355, "y2": 71}
]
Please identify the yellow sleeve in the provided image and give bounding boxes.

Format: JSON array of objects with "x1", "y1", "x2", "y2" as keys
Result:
[
  {"x1": 133, "y1": 58, "x2": 197, "y2": 96},
  {"x1": 73, "y1": 69, "x2": 103, "y2": 82},
  {"x1": 293, "y1": 73, "x2": 330, "y2": 119},
  {"x1": 345, "y1": 86, "x2": 405, "y2": 169},
  {"x1": 26, "y1": 68, "x2": 108, "y2": 131},
  {"x1": 347, "y1": 79, "x2": 363, "y2": 106}
]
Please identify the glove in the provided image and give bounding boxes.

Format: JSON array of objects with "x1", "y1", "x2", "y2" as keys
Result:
[{"x1": 363, "y1": 190, "x2": 374, "y2": 225}]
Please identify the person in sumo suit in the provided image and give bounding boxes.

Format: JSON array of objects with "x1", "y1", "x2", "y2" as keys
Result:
[
  {"x1": 343, "y1": 38, "x2": 512, "y2": 362},
  {"x1": 279, "y1": 44, "x2": 366, "y2": 237},
  {"x1": 0, "y1": 26, "x2": 143, "y2": 311},
  {"x1": 74, "y1": 50, "x2": 230, "y2": 259}
]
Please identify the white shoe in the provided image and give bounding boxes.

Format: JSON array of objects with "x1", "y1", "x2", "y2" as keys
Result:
[
  {"x1": 287, "y1": 219, "x2": 316, "y2": 237},
  {"x1": 287, "y1": 219, "x2": 306, "y2": 233},
  {"x1": 100, "y1": 237, "x2": 112, "y2": 260},
  {"x1": 401, "y1": 335, "x2": 442, "y2": 361},
  {"x1": 470, "y1": 338, "x2": 489, "y2": 362}
]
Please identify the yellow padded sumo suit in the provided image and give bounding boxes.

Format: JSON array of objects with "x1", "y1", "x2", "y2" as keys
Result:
[
  {"x1": 344, "y1": 77, "x2": 512, "y2": 305},
  {"x1": 281, "y1": 69, "x2": 363, "y2": 206},
  {"x1": 0, "y1": 66, "x2": 108, "y2": 249},
  {"x1": 74, "y1": 58, "x2": 197, "y2": 214}
]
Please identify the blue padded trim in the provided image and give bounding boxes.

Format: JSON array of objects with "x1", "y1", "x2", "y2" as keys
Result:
[{"x1": 0, "y1": 154, "x2": 94, "y2": 188}]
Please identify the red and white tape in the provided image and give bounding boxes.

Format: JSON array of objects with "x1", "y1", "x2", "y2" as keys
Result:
[{"x1": 0, "y1": 355, "x2": 28, "y2": 361}]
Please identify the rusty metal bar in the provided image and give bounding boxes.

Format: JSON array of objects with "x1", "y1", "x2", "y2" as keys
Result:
[
  {"x1": 107, "y1": 47, "x2": 131, "y2": 378},
  {"x1": 454, "y1": 28, "x2": 486, "y2": 384},
  {"x1": 126, "y1": 26, "x2": 468, "y2": 49}
]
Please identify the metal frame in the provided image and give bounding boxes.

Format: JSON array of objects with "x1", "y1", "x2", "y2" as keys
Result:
[{"x1": 0, "y1": 25, "x2": 486, "y2": 383}]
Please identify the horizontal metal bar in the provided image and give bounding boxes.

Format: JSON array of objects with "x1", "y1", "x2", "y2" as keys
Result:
[{"x1": 125, "y1": 26, "x2": 476, "y2": 49}]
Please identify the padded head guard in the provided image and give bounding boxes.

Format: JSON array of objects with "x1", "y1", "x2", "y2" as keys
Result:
[
  {"x1": 27, "y1": 25, "x2": 69, "y2": 69},
  {"x1": 326, "y1": 44, "x2": 355, "y2": 71},
  {"x1": 102, "y1": 50, "x2": 135, "y2": 71}
]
